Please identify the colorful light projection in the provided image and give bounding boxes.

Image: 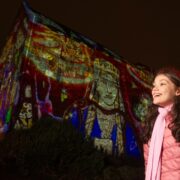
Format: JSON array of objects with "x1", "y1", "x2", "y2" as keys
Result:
[{"x1": 0, "y1": 0, "x2": 154, "y2": 157}]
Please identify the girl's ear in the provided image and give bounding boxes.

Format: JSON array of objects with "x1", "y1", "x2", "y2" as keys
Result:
[{"x1": 175, "y1": 87, "x2": 180, "y2": 96}]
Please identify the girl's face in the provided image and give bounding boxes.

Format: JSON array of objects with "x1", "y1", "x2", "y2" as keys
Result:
[{"x1": 152, "y1": 74, "x2": 180, "y2": 107}]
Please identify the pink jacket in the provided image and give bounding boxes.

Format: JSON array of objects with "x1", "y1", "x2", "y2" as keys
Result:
[{"x1": 144, "y1": 121, "x2": 180, "y2": 180}]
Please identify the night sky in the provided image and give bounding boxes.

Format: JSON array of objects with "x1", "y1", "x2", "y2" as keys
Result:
[{"x1": 0, "y1": 0, "x2": 180, "y2": 70}]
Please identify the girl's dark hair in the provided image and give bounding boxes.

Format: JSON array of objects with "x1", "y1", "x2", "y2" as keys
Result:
[{"x1": 142, "y1": 67, "x2": 180, "y2": 143}]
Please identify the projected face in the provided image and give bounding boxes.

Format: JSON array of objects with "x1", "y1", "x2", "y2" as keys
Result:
[
  {"x1": 25, "y1": 85, "x2": 32, "y2": 98},
  {"x1": 96, "y1": 72, "x2": 118, "y2": 108},
  {"x1": 89, "y1": 58, "x2": 121, "y2": 110}
]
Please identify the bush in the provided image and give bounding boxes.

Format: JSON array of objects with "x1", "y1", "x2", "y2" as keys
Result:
[{"x1": 0, "y1": 116, "x2": 144, "y2": 180}]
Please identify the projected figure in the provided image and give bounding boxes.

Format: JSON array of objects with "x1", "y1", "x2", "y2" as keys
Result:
[
  {"x1": 84, "y1": 58, "x2": 125, "y2": 155},
  {"x1": 35, "y1": 74, "x2": 62, "y2": 121},
  {"x1": 65, "y1": 58, "x2": 125, "y2": 156},
  {"x1": 14, "y1": 70, "x2": 34, "y2": 129}
]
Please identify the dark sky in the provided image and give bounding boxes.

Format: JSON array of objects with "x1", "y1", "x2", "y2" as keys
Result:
[{"x1": 0, "y1": 0, "x2": 180, "y2": 70}]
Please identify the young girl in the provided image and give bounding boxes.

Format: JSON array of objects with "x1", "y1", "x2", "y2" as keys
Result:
[{"x1": 143, "y1": 67, "x2": 180, "y2": 180}]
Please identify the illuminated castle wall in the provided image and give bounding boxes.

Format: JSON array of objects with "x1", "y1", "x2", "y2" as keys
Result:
[{"x1": 0, "y1": 1, "x2": 154, "y2": 157}]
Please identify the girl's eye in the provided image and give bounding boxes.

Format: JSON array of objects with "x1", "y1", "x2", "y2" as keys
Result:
[{"x1": 160, "y1": 83, "x2": 166, "y2": 86}]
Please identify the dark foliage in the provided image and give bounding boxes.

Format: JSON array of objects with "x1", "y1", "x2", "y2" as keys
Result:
[{"x1": 0, "y1": 116, "x2": 144, "y2": 180}]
